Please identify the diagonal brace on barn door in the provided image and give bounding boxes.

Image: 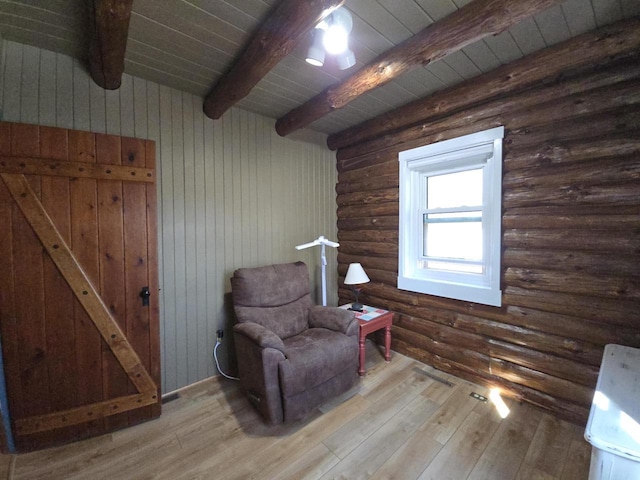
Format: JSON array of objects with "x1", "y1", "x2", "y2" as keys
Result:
[{"x1": 0, "y1": 173, "x2": 158, "y2": 435}]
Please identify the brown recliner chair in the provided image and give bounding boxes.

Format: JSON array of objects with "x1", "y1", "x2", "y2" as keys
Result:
[{"x1": 231, "y1": 262, "x2": 359, "y2": 424}]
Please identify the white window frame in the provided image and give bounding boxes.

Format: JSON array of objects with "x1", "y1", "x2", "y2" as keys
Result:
[{"x1": 398, "y1": 126, "x2": 504, "y2": 307}]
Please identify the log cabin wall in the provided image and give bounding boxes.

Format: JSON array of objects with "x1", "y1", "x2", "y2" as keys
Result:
[
  {"x1": 335, "y1": 22, "x2": 640, "y2": 425},
  {"x1": 0, "y1": 40, "x2": 339, "y2": 395}
]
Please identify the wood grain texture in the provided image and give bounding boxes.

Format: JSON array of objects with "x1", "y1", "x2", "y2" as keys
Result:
[
  {"x1": 334, "y1": 19, "x2": 640, "y2": 425},
  {"x1": 0, "y1": 123, "x2": 160, "y2": 447},
  {"x1": 144, "y1": 139, "x2": 162, "y2": 419},
  {"x1": 335, "y1": 63, "x2": 640, "y2": 162},
  {"x1": 2, "y1": 348, "x2": 591, "y2": 480},
  {"x1": 0, "y1": 0, "x2": 632, "y2": 136},
  {"x1": 203, "y1": 0, "x2": 345, "y2": 119},
  {"x1": 95, "y1": 133, "x2": 129, "y2": 432},
  {"x1": 327, "y1": 17, "x2": 640, "y2": 150},
  {"x1": 7, "y1": 125, "x2": 50, "y2": 450},
  {"x1": 0, "y1": 125, "x2": 23, "y2": 425},
  {"x1": 0, "y1": 156, "x2": 154, "y2": 182},
  {"x1": 39, "y1": 126, "x2": 78, "y2": 446},
  {"x1": 0, "y1": 39, "x2": 342, "y2": 404},
  {"x1": 276, "y1": 0, "x2": 565, "y2": 136},
  {"x1": 121, "y1": 137, "x2": 152, "y2": 426},
  {"x1": 0, "y1": 173, "x2": 157, "y2": 395},
  {"x1": 15, "y1": 393, "x2": 156, "y2": 436},
  {"x1": 88, "y1": 0, "x2": 134, "y2": 89},
  {"x1": 68, "y1": 129, "x2": 105, "y2": 440}
]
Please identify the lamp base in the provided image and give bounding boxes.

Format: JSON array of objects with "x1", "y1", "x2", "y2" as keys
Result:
[{"x1": 349, "y1": 302, "x2": 364, "y2": 312}]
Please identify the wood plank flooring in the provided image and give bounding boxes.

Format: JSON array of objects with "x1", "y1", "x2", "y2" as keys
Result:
[{"x1": 0, "y1": 343, "x2": 592, "y2": 479}]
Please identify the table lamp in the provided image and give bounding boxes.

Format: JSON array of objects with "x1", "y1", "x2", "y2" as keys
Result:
[{"x1": 344, "y1": 263, "x2": 370, "y2": 312}]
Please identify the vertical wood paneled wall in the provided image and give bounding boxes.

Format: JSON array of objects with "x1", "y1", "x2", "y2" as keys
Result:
[
  {"x1": 335, "y1": 40, "x2": 640, "y2": 423},
  {"x1": 0, "y1": 40, "x2": 338, "y2": 394}
]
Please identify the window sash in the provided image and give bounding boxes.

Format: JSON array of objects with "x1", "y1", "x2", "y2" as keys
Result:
[
  {"x1": 398, "y1": 126, "x2": 503, "y2": 307},
  {"x1": 419, "y1": 164, "x2": 486, "y2": 270},
  {"x1": 422, "y1": 215, "x2": 482, "y2": 224}
]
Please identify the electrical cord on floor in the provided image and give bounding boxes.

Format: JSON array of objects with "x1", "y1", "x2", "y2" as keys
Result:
[{"x1": 213, "y1": 340, "x2": 239, "y2": 381}]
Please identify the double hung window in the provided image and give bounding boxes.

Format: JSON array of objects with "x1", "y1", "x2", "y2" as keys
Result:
[{"x1": 398, "y1": 127, "x2": 504, "y2": 307}]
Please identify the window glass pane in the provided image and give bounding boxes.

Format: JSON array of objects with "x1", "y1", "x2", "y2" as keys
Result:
[
  {"x1": 423, "y1": 212, "x2": 482, "y2": 261},
  {"x1": 427, "y1": 168, "x2": 483, "y2": 209}
]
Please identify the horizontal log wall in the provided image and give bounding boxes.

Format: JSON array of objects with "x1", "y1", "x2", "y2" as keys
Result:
[{"x1": 335, "y1": 25, "x2": 640, "y2": 425}]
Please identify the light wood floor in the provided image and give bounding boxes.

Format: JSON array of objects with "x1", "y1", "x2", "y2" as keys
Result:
[{"x1": 0, "y1": 343, "x2": 592, "y2": 480}]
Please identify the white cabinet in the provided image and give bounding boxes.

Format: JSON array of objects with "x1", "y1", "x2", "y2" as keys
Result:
[{"x1": 585, "y1": 344, "x2": 640, "y2": 480}]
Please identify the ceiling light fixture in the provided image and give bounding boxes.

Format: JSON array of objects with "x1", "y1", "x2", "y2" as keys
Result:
[
  {"x1": 305, "y1": 29, "x2": 325, "y2": 67},
  {"x1": 305, "y1": 7, "x2": 355, "y2": 70},
  {"x1": 336, "y1": 48, "x2": 356, "y2": 70},
  {"x1": 323, "y1": 7, "x2": 351, "y2": 54}
]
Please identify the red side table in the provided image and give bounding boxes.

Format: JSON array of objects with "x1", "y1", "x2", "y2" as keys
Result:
[{"x1": 340, "y1": 304, "x2": 394, "y2": 376}]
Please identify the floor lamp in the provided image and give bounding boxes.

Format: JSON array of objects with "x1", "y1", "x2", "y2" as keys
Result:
[{"x1": 295, "y1": 235, "x2": 339, "y2": 306}]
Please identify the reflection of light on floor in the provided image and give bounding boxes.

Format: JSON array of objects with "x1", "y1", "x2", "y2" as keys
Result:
[
  {"x1": 620, "y1": 411, "x2": 640, "y2": 443},
  {"x1": 489, "y1": 388, "x2": 510, "y2": 419},
  {"x1": 593, "y1": 390, "x2": 610, "y2": 411}
]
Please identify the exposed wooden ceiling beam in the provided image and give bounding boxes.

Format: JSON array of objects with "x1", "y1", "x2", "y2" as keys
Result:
[
  {"x1": 88, "y1": 0, "x2": 133, "y2": 90},
  {"x1": 275, "y1": 0, "x2": 564, "y2": 137},
  {"x1": 328, "y1": 17, "x2": 640, "y2": 151},
  {"x1": 203, "y1": 0, "x2": 345, "y2": 120}
]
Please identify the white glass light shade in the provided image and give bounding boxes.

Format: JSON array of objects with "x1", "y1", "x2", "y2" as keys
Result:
[
  {"x1": 336, "y1": 48, "x2": 356, "y2": 70},
  {"x1": 344, "y1": 263, "x2": 370, "y2": 285},
  {"x1": 305, "y1": 30, "x2": 325, "y2": 66},
  {"x1": 323, "y1": 24, "x2": 348, "y2": 54},
  {"x1": 332, "y1": 7, "x2": 353, "y2": 34},
  {"x1": 322, "y1": 7, "x2": 353, "y2": 55}
]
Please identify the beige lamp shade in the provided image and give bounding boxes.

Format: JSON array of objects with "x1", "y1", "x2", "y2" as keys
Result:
[{"x1": 344, "y1": 263, "x2": 370, "y2": 285}]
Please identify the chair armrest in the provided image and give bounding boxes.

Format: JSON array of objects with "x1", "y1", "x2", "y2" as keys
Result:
[
  {"x1": 309, "y1": 306, "x2": 358, "y2": 336},
  {"x1": 233, "y1": 322, "x2": 286, "y2": 353},
  {"x1": 233, "y1": 322, "x2": 286, "y2": 424}
]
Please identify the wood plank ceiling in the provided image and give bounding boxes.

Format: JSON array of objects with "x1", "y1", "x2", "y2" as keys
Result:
[{"x1": 0, "y1": 0, "x2": 637, "y2": 137}]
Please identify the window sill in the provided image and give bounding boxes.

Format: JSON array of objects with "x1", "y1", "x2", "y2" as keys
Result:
[{"x1": 397, "y1": 275, "x2": 502, "y2": 307}]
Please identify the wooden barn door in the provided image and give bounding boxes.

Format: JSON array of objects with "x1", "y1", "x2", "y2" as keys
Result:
[{"x1": 0, "y1": 122, "x2": 161, "y2": 451}]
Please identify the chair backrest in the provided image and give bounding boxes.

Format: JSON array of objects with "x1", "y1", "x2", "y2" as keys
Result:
[{"x1": 231, "y1": 262, "x2": 313, "y2": 339}]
